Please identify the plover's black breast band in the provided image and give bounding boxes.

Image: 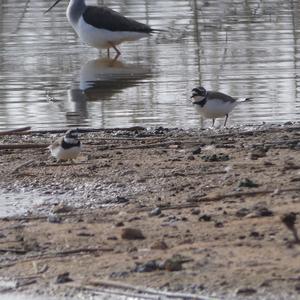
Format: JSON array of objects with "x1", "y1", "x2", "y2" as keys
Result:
[
  {"x1": 62, "y1": 140, "x2": 81, "y2": 149},
  {"x1": 193, "y1": 97, "x2": 207, "y2": 107},
  {"x1": 83, "y1": 6, "x2": 153, "y2": 33}
]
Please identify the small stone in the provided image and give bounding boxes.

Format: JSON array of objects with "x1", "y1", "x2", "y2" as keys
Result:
[
  {"x1": 115, "y1": 221, "x2": 124, "y2": 227},
  {"x1": 238, "y1": 178, "x2": 259, "y2": 188},
  {"x1": 201, "y1": 153, "x2": 230, "y2": 162},
  {"x1": 151, "y1": 240, "x2": 168, "y2": 250},
  {"x1": 121, "y1": 228, "x2": 145, "y2": 240},
  {"x1": 236, "y1": 208, "x2": 251, "y2": 218},
  {"x1": 192, "y1": 147, "x2": 202, "y2": 155},
  {"x1": 191, "y1": 209, "x2": 201, "y2": 215},
  {"x1": 255, "y1": 206, "x2": 273, "y2": 217},
  {"x1": 236, "y1": 287, "x2": 257, "y2": 296},
  {"x1": 249, "y1": 147, "x2": 268, "y2": 160},
  {"x1": 187, "y1": 155, "x2": 195, "y2": 160},
  {"x1": 55, "y1": 272, "x2": 72, "y2": 284},
  {"x1": 163, "y1": 258, "x2": 183, "y2": 272},
  {"x1": 116, "y1": 196, "x2": 129, "y2": 204},
  {"x1": 47, "y1": 213, "x2": 61, "y2": 224},
  {"x1": 214, "y1": 221, "x2": 224, "y2": 228},
  {"x1": 198, "y1": 214, "x2": 212, "y2": 222},
  {"x1": 295, "y1": 283, "x2": 300, "y2": 292},
  {"x1": 51, "y1": 203, "x2": 72, "y2": 214},
  {"x1": 149, "y1": 207, "x2": 161, "y2": 217},
  {"x1": 134, "y1": 260, "x2": 158, "y2": 273}
]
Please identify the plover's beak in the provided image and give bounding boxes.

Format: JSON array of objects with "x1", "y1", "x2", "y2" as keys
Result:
[
  {"x1": 190, "y1": 95, "x2": 195, "y2": 99},
  {"x1": 44, "y1": 0, "x2": 63, "y2": 14}
]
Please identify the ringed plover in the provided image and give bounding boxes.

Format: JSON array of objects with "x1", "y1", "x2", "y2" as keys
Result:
[
  {"x1": 191, "y1": 86, "x2": 251, "y2": 127},
  {"x1": 48, "y1": 129, "x2": 81, "y2": 162}
]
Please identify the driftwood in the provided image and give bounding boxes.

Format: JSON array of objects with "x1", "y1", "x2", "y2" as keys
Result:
[
  {"x1": 0, "y1": 126, "x2": 31, "y2": 136},
  {"x1": 130, "y1": 187, "x2": 300, "y2": 213},
  {"x1": 11, "y1": 159, "x2": 35, "y2": 174},
  {"x1": 76, "y1": 280, "x2": 217, "y2": 300},
  {"x1": 0, "y1": 247, "x2": 114, "y2": 269},
  {"x1": 0, "y1": 144, "x2": 48, "y2": 150}
]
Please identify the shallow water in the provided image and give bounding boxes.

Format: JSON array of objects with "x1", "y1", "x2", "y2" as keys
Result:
[{"x1": 0, "y1": 0, "x2": 300, "y2": 130}]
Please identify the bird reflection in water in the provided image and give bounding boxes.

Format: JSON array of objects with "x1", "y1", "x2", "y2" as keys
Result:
[{"x1": 66, "y1": 57, "x2": 152, "y2": 124}]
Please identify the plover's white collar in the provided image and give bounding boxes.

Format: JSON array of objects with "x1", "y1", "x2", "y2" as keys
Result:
[
  {"x1": 191, "y1": 86, "x2": 251, "y2": 127},
  {"x1": 48, "y1": 129, "x2": 82, "y2": 162}
]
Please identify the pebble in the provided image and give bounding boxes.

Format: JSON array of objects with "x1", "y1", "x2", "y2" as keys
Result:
[
  {"x1": 201, "y1": 153, "x2": 230, "y2": 162},
  {"x1": 163, "y1": 258, "x2": 183, "y2": 272},
  {"x1": 149, "y1": 207, "x2": 162, "y2": 217},
  {"x1": 47, "y1": 213, "x2": 61, "y2": 224},
  {"x1": 121, "y1": 228, "x2": 145, "y2": 240},
  {"x1": 198, "y1": 214, "x2": 212, "y2": 222},
  {"x1": 134, "y1": 260, "x2": 159, "y2": 273},
  {"x1": 55, "y1": 272, "x2": 73, "y2": 284},
  {"x1": 192, "y1": 147, "x2": 202, "y2": 155},
  {"x1": 150, "y1": 240, "x2": 168, "y2": 250},
  {"x1": 236, "y1": 208, "x2": 251, "y2": 218},
  {"x1": 238, "y1": 178, "x2": 259, "y2": 188},
  {"x1": 236, "y1": 287, "x2": 257, "y2": 296}
]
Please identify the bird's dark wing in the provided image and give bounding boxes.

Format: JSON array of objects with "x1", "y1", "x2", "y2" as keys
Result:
[
  {"x1": 207, "y1": 91, "x2": 236, "y2": 103},
  {"x1": 83, "y1": 6, "x2": 153, "y2": 33}
]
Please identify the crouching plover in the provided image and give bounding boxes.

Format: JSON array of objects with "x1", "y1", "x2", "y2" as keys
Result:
[
  {"x1": 48, "y1": 129, "x2": 81, "y2": 162},
  {"x1": 191, "y1": 86, "x2": 251, "y2": 127}
]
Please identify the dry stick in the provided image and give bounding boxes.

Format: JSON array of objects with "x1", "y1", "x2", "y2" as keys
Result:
[
  {"x1": 0, "y1": 144, "x2": 48, "y2": 150},
  {"x1": 0, "y1": 127, "x2": 31, "y2": 136},
  {"x1": 0, "y1": 247, "x2": 114, "y2": 269},
  {"x1": 129, "y1": 187, "x2": 300, "y2": 213},
  {"x1": 11, "y1": 159, "x2": 35, "y2": 174},
  {"x1": 78, "y1": 281, "x2": 217, "y2": 300}
]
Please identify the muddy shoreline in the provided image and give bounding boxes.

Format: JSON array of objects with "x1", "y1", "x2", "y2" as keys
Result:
[{"x1": 0, "y1": 123, "x2": 300, "y2": 299}]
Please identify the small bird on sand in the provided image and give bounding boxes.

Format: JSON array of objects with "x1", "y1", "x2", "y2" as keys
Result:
[
  {"x1": 190, "y1": 86, "x2": 251, "y2": 127},
  {"x1": 45, "y1": 0, "x2": 164, "y2": 58},
  {"x1": 48, "y1": 129, "x2": 81, "y2": 162}
]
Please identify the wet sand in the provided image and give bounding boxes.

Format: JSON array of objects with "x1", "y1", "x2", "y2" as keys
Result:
[{"x1": 0, "y1": 123, "x2": 300, "y2": 299}]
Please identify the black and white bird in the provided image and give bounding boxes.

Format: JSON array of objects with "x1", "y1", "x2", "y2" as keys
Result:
[
  {"x1": 45, "y1": 0, "x2": 163, "y2": 58},
  {"x1": 48, "y1": 129, "x2": 81, "y2": 162},
  {"x1": 190, "y1": 86, "x2": 251, "y2": 127}
]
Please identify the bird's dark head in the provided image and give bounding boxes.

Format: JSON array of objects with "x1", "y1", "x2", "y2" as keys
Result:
[
  {"x1": 64, "y1": 128, "x2": 79, "y2": 143},
  {"x1": 191, "y1": 86, "x2": 207, "y2": 101}
]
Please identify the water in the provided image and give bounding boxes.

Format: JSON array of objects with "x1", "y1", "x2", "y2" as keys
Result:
[{"x1": 0, "y1": 0, "x2": 300, "y2": 130}]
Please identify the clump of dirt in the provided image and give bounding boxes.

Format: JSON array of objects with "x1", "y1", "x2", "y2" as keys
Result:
[{"x1": 0, "y1": 123, "x2": 300, "y2": 299}]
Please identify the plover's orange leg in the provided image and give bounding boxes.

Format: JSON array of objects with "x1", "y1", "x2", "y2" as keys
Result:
[{"x1": 108, "y1": 42, "x2": 121, "y2": 59}]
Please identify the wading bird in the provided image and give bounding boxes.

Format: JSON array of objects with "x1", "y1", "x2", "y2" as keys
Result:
[{"x1": 45, "y1": 0, "x2": 163, "y2": 59}]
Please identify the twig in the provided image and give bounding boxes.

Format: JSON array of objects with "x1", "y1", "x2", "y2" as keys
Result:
[
  {"x1": 129, "y1": 187, "x2": 300, "y2": 213},
  {"x1": 181, "y1": 187, "x2": 300, "y2": 203},
  {"x1": 0, "y1": 144, "x2": 48, "y2": 150},
  {"x1": 0, "y1": 126, "x2": 31, "y2": 136},
  {"x1": 77, "y1": 281, "x2": 217, "y2": 300},
  {"x1": 11, "y1": 159, "x2": 35, "y2": 174},
  {"x1": 0, "y1": 247, "x2": 114, "y2": 269},
  {"x1": 0, "y1": 248, "x2": 27, "y2": 255}
]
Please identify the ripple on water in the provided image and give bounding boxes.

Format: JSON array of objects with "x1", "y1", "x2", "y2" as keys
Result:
[{"x1": 0, "y1": 0, "x2": 300, "y2": 130}]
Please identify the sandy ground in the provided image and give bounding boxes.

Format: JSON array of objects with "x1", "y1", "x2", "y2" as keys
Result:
[{"x1": 0, "y1": 123, "x2": 300, "y2": 299}]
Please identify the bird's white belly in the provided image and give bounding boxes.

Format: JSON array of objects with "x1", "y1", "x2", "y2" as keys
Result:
[
  {"x1": 50, "y1": 146, "x2": 81, "y2": 161},
  {"x1": 195, "y1": 99, "x2": 237, "y2": 119},
  {"x1": 75, "y1": 16, "x2": 149, "y2": 49}
]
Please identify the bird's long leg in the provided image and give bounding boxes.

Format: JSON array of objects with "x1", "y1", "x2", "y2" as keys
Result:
[
  {"x1": 107, "y1": 48, "x2": 110, "y2": 58},
  {"x1": 108, "y1": 42, "x2": 121, "y2": 59},
  {"x1": 212, "y1": 118, "x2": 215, "y2": 127},
  {"x1": 224, "y1": 114, "x2": 229, "y2": 127}
]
